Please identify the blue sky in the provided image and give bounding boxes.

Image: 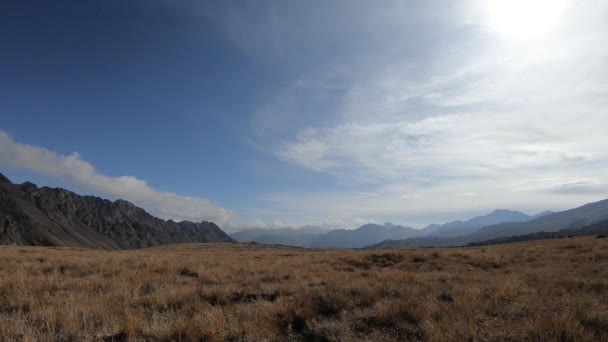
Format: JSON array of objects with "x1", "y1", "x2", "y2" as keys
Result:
[{"x1": 1, "y1": 0, "x2": 607, "y2": 231}]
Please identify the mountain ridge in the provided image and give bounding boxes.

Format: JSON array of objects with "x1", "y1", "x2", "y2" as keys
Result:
[
  {"x1": 467, "y1": 220, "x2": 608, "y2": 247},
  {"x1": 421, "y1": 209, "x2": 532, "y2": 237},
  {"x1": 232, "y1": 209, "x2": 551, "y2": 248},
  {"x1": 0, "y1": 173, "x2": 234, "y2": 249},
  {"x1": 368, "y1": 198, "x2": 608, "y2": 249},
  {"x1": 231, "y1": 226, "x2": 331, "y2": 247},
  {"x1": 311, "y1": 223, "x2": 420, "y2": 248}
]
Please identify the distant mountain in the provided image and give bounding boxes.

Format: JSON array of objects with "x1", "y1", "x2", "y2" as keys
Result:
[
  {"x1": 367, "y1": 235, "x2": 468, "y2": 250},
  {"x1": 0, "y1": 173, "x2": 234, "y2": 249},
  {"x1": 421, "y1": 209, "x2": 532, "y2": 237},
  {"x1": 532, "y1": 210, "x2": 555, "y2": 219},
  {"x1": 233, "y1": 210, "x2": 550, "y2": 249},
  {"x1": 232, "y1": 223, "x2": 421, "y2": 248},
  {"x1": 231, "y1": 226, "x2": 331, "y2": 247},
  {"x1": 298, "y1": 225, "x2": 333, "y2": 234},
  {"x1": 468, "y1": 220, "x2": 608, "y2": 247},
  {"x1": 368, "y1": 199, "x2": 608, "y2": 249},
  {"x1": 310, "y1": 223, "x2": 422, "y2": 248}
]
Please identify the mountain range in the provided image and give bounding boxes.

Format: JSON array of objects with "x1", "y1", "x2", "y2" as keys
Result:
[
  {"x1": 3, "y1": 172, "x2": 607, "y2": 250},
  {"x1": 420, "y1": 209, "x2": 548, "y2": 237},
  {"x1": 311, "y1": 223, "x2": 420, "y2": 248},
  {"x1": 466, "y1": 220, "x2": 608, "y2": 247},
  {"x1": 230, "y1": 226, "x2": 332, "y2": 248},
  {"x1": 231, "y1": 209, "x2": 550, "y2": 248},
  {"x1": 0, "y1": 173, "x2": 234, "y2": 249},
  {"x1": 369, "y1": 199, "x2": 608, "y2": 249},
  {"x1": 232, "y1": 223, "x2": 420, "y2": 248}
]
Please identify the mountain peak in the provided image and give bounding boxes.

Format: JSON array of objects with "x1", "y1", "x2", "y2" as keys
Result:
[
  {"x1": 114, "y1": 198, "x2": 136, "y2": 208},
  {"x1": 491, "y1": 209, "x2": 520, "y2": 214},
  {"x1": 468, "y1": 209, "x2": 530, "y2": 225},
  {"x1": 358, "y1": 223, "x2": 383, "y2": 231},
  {"x1": 19, "y1": 181, "x2": 39, "y2": 192}
]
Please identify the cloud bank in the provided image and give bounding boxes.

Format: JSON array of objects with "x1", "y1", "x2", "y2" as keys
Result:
[{"x1": 0, "y1": 131, "x2": 240, "y2": 229}]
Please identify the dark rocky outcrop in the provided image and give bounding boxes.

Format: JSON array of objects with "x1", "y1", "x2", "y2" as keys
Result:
[{"x1": 0, "y1": 172, "x2": 234, "y2": 249}]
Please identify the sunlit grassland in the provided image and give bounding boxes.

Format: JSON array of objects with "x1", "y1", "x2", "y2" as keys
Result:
[{"x1": 1, "y1": 237, "x2": 607, "y2": 341}]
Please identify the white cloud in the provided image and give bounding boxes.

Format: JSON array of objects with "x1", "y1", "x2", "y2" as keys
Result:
[
  {"x1": 250, "y1": 0, "x2": 608, "y2": 225},
  {"x1": 399, "y1": 194, "x2": 421, "y2": 199},
  {"x1": 5, "y1": 1, "x2": 606, "y2": 231},
  {"x1": 0, "y1": 131, "x2": 241, "y2": 229},
  {"x1": 277, "y1": 35, "x2": 608, "y2": 182},
  {"x1": 357, "y1": 192, "x2": 381, "y2": 198}
]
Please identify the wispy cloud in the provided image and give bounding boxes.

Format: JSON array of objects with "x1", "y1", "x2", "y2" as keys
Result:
[
  {"x1": 547, "y1": 178, "x2": 608, "y2": 195},
  {"x1": 357, "y1": 192, "x2": 381, "y2": 198},
  {"x1": 5, "y1": 1, "x2": 606, "y2": 230},
  {"x1": 277, "y1": 33, "x2": 608, "y2": 182},
  {"x1": 245, "y1": 0, "x2": 608, "y2": 225},
  {"x1": 0, "y1": 131, "x2": 240, "y2": 229}
]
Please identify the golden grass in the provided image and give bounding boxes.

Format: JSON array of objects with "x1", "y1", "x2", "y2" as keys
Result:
[{"x1": 1, "y1": 236, "x2": 607, "y2": 341}]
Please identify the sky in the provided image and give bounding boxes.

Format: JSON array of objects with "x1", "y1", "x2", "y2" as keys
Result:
[{"x1": 1, "y1": 0, "x2": 607, "y2": 232}]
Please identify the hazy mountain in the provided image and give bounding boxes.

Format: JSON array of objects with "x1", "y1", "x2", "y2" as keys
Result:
[
  {"x1": 232, "y1": 209, "x2": 546, "y2": 249},
  {"x1": 298, "y1": 225, "x2": 333, "y2": 234},
  {"x1": 421, "y1": 209, "x2": 532, "y2": 237},
  {"x1": 310, "y1": 223, "x2": 422, "y2": 248},
  {"x1": 231, "y1": 226, "x2": 331, "y2": 247},
  {"x1": 468, "y1": 220, "x2": 608, "y2": 247},
  {"x1": 368, "y1": 199, "x2": 608, "y2": 249},
  {"x1": 0, "y1": 173, "x2": 234, "y2": 249},
  {"x1": 532, "y1": 210, "x2": 555, "y2": 219},
  {"x1": 470, "y1": 200, "x2": 608, "y2": 240}
]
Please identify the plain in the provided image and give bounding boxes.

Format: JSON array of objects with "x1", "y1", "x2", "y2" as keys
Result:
[{"x1": 1, "y1": 236, "x2": 607, "y2": 341}]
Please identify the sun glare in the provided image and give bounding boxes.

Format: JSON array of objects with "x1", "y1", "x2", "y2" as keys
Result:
[{"x1": 486, "y1": 0, "x2": 568, "y2": 39}]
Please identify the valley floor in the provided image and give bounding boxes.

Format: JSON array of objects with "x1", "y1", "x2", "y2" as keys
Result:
[{"x1": 1, "y1": 237, "x2": 607, "y2": 341}]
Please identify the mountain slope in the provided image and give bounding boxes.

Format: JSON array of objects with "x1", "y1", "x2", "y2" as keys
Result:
[
  {"x1": 311, "y1": 223, "x2": 422, "y2": 248},
  {"x1": 422, "y1": 209, "x2": 532, "y2": 237},
  {"x1": 231, "y1": 226, "x2": 330, "y2": 247},
  {"x1": 532, "y1": 210, "x2": 555, "y2": 219},
  {"x1": 368, "y1": 199, "x2": 608, "y2": 249},
  {"x1": 468, "y1": 220, "x2": 608, "y2": 246},
  {"x1": 0, "y1": 173, "x2": 234, "y2": 249},
  {"x1": 470, "y1": 199, "x2": 608, "y2": 241}
]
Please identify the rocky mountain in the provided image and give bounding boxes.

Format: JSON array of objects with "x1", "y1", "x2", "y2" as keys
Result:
[
  {"x1": 421, "y1": 209, "x2": 532, "y2": 237},
  {"x1": 231, "y1": 226, "x2": 331, "y2": 248},
  {"x1": 368, "y1": 199, "x2": 608, "y2": 249},
  {"x1": 0, "y1": 173, "x2": 234, "y2": 249}
]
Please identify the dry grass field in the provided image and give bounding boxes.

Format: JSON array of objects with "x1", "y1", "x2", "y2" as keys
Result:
[{"x1": 1, "y1": 236, "x2": 607, "y2": 341}]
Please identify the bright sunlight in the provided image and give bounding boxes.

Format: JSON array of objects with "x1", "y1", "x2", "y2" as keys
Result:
[{"x1": 486, "y1": 0, "x2": 568, "y2": 39}]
